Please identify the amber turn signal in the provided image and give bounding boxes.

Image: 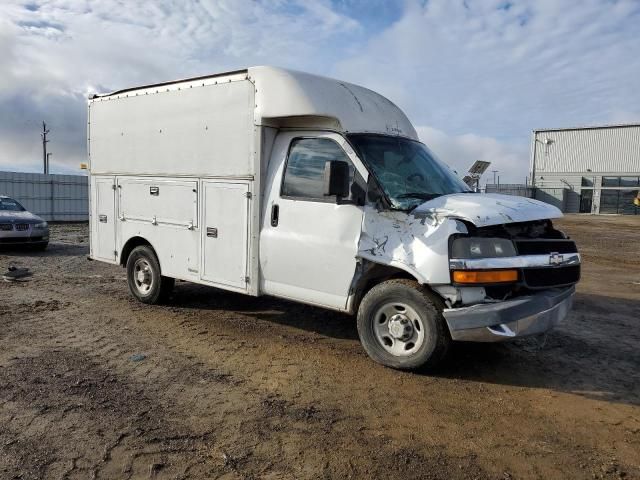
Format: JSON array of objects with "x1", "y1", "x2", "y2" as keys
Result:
[{"x1": 452, "y1": 269, "x2": 518, "y2": 284}]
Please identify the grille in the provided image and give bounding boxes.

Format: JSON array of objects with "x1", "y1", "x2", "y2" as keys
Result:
[
  {"x1": 522, "y1": 265, "x2": 580, "y2": 289},
  {"x1": 14, "y1": 224, "x2": 30, "y2": 231},
  {"x1": 0, "y1": 224, "x2": 13, "y2": 231},
  {"x1": 515, "y1": 239, "x2": 577, "y2": 255}
]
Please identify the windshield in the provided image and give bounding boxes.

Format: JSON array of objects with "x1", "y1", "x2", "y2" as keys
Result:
[
  {"x1": 0, "y1": 197, "x2": 26, "y2": 212},
  {"x1": 348, "y1": 134, "x2": 471, "y2": 210}
]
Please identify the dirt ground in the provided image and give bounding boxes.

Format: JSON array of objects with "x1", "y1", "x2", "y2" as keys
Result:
[{"x1": 1, "y1": 215, "x2": 639, "y2": 480}]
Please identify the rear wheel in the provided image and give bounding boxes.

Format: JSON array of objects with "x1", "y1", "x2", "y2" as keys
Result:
[
  {"x1": 357, "y1": 279, "x2": 450, "y2": 370},
  {"x1": 126, "y1": 245, "x2": 174, "y2": 304}
]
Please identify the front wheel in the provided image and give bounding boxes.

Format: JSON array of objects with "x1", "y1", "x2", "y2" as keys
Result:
[
  {"x1": 126, "y1": 245, "x2": 174, "y2": 304},
  {"x1": 357, "y1": 279, "x2": 450, "y2": 371}
]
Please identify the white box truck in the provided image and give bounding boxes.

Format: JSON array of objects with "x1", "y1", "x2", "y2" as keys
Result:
[{"x1": 88, "y1": 66, "x2": 580, "y2": 370}]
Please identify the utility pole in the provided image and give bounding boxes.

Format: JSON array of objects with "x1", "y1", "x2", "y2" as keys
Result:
[{"x1": 41, "y1": 121, "x2": 50, "y2": 174}]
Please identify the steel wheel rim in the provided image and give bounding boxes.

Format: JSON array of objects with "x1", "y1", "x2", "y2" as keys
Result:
[
  {"x1": 373, "y1": 301, "x2": 425, "y2": 357},
  {"x1": 133, "y1": 258, "x2": 154, "y2": 295}
]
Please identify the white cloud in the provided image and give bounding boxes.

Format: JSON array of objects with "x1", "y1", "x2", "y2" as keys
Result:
[
  {"x1": 0, "y1": 0, "x2": 639, "y2": 180},
  {"x1": 0, "y1": 0, "x2": 363, "y2": 173},
  {"x1": 416, "y1": 126, "x2": 530, "y2": 186},
  {"x1": 335, "y1": 0, "x2": 640, "y2": 181}
]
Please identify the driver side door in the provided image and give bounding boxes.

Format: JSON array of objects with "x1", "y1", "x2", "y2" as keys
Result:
[{"x1": 260, "y1": 132, "x2": 368, "y2": 310}]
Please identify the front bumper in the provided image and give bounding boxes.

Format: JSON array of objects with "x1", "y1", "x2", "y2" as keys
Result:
[
  {"x1": 0, "y1": 227, "x2": 49, "y2": 245},
  {"x1": 443, "y1": 286, "x2": 575, "y2": 342}
]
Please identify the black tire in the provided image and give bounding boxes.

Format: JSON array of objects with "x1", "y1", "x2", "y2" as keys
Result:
[
  {"x1": 126, "y1": 245, "x2": 174, "y2": 304},
  {"x1": 357, "y1": 279, "x2": 451, "y2": 371}
]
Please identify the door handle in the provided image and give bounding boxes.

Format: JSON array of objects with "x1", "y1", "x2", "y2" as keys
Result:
[
  {"x1": 270, "y1": 204, "x2": 279, "y2": 227},
  {"x1": 99, "y1": 214, "x2": 108, "y2": 223},
  {"x1": 206, "y1": 227, "x2": 218, "y2": 238}
]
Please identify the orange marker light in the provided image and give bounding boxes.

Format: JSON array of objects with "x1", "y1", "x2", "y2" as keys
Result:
[{"x1": 452, "y1": 270, "x2": 518, "y2": 284}]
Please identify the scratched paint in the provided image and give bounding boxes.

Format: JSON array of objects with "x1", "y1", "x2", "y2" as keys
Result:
[
  {"x1": 357, "y1": 193, "x2": 563, "y2": 284},
  {"x1": 357, "y1": 206, "x2": 467, "y2": 284}
]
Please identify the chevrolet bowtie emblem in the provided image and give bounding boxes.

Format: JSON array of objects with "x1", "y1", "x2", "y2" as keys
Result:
[{"x1": 549, "y1": 252, "x2": 564, "y2": 266}]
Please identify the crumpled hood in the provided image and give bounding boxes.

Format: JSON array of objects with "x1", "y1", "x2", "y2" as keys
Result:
[
  {"x1": 0, "y1": 210, "x2": 43, "y2": 223},
  {"x1": 412, "y1": 193, "x2": 562, "y2": 227}
]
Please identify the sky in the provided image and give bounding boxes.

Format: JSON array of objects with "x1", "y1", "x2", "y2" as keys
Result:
[{"x1": 1, "y1": 0, "x2": 639, "y2": 182}]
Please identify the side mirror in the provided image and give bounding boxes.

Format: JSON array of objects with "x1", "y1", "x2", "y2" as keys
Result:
[{"x1": 323, "y1": 160, "x2": 350, "y2": 198}]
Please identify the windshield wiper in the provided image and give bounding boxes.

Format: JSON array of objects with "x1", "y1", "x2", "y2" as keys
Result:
[{"x1": 397, "y1": 192, "x2": 442, "y2": 201}]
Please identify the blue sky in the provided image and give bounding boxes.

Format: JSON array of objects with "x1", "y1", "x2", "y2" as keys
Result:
[{"x1": 1, "y1": 0, "x2": 639, "y2": 181}]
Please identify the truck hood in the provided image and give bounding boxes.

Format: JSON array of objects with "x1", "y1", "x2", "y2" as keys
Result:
[{"x1": 412, "y1": 193, "x2": 562, "y2": 227}]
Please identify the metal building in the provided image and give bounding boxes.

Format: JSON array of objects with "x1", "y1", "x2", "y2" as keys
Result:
[
  {"x1": 0, "y1": 171, "x2": 88, "y2": 221},
  {"x1": 531, "y1": 124, "x2": 640, "y2": 214}
]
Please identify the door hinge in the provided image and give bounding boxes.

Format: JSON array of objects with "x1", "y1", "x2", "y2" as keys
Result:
[
  {"x1": 244, "y1": 276, "x2": 250, "y2": 284},
  {"x1": 111, "y1": 184, "x2": 117, "y2": 190},
  {"x1": 113, "y1": 250, "x2": 118, "y2": 257},
  {"x1": 245, "y1": 192, "x2": 252, "y2": 199}
]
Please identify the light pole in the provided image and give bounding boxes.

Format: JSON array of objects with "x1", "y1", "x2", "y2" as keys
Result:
[{"x1": 41, "y1": 121, "x2": 50, "y2": 174}]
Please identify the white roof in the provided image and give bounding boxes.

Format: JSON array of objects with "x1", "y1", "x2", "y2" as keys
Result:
[
  {"x1": 249, "y1": 66, "x2": 417, "y2": 139},
  {"x1": 92, "y1": 66, "x2": 418, "y2": 140}
]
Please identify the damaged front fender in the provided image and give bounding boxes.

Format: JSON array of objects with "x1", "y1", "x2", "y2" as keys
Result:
[{"x1": 357, "y1": 205, "x2": 468, "y2": 285}]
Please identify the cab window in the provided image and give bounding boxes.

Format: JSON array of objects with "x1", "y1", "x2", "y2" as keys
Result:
[{"x1": 282, "y1": 138, "x2": 358, "y2": 201}]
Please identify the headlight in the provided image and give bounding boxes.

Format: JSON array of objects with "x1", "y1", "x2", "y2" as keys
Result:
[
  {"x1": 451, "y1": 237, "x2": 516, "y2": 258},
  {"x1": 33, "y1": 221, "x2": 48, "y2": 230}
]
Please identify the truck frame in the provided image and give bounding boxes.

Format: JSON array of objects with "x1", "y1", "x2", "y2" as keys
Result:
[{"x1": 88, "y1": 66, "x2": 580, "y2": 370}]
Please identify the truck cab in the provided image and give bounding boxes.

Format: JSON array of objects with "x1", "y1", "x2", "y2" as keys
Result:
[{"x1": 88, "y1": 66, "x2": 580, "y2": 370}]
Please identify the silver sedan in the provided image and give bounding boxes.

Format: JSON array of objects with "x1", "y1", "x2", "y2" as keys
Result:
[{"x1": 0, "y1": 196, "x2": 49, "y2": 250}]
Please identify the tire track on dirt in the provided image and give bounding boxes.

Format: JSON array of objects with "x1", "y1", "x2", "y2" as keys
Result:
[
  {"x1": 1, "y1": 290, "x2": 488, "y2": 479},
  {"x1": 3, "y1": 222, "x2": 640, "y2": 479}
]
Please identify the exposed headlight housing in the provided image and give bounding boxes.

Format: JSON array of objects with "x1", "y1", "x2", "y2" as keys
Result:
[
  {"x1": 451, "y1": 237, "x2": 516, "y2": 259},
  {"x1": 33, "y1": 221, "x2": 48, "y2": 230}
]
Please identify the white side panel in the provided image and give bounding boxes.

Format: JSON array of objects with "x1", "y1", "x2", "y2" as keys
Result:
[
  {"x1": 90, "y1": 80, "x2": 254, "y2": 177},
  {"x1": 116, "y1": 220, "x2": 201, "y2": 280},
  {"x1": 118, "y1": 177, "x2": 197, "y2": 227},
  {"x1": 259, "y1": 132, "x2": 366, "y2": 310},
  {"x1": 91, "y1": 176, "x2": 117, "y2": 262},
  {"x1": 116, "y1": 176, "x2": 200, "y2": 280},
  {"x1": 201, "y1": 181, "x2": 250, "y2": 290},
  {"x1": 260, "y1": 200, "x2": 363, "y2": 309}
]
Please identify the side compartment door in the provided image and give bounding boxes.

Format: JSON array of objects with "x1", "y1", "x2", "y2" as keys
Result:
[
  {"x1": 92, "y1": 176, "x2": 117, "y2": 262},
  {"x1": 201, "y1": 181, "x2": 250, "y2": 290}
]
